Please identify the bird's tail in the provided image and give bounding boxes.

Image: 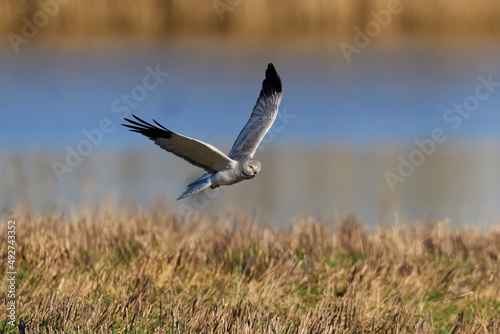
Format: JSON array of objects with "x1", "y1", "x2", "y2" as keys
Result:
[{"x1": 177, "y1": 173, "x2": 213, "y2": 200}]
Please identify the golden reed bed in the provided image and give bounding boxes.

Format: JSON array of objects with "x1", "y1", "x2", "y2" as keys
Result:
[
  {"x1": 1, "y1": 0, "x2": 500, "y2": 40},
  {"x1": 0, "y1": 208, "x2": 499, "y2": 332}
]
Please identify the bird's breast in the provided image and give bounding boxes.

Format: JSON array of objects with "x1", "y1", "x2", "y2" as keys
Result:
[{"x1": 213, "y1": 169, "x2": 246, "y2": 186}]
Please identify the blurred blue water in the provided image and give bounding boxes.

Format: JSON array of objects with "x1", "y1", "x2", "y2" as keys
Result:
[
  {"x1": 1, "y1": 41, "x2": 500, "y2": 225},
  {"x1": 1, "y1": 42, "x2": 500, "y2": 148}
]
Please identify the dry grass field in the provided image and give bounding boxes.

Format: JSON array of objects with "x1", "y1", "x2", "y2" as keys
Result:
[{"x1": 0, "y1": 208, "x2": 499, "y2": 332}]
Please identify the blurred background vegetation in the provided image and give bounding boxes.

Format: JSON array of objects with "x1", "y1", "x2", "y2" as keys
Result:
[{"x1": 2, "y1": 0, "x2": 500, "y2": 42}]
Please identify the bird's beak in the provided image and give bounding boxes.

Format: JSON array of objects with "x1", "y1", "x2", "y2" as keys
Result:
[{"x1": 255, "y1": 166, "x2": 260, "y2": 173}]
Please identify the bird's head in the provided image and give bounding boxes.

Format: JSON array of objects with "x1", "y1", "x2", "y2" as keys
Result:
[{"x1": 241, "y1": 159, "x2": 261, "y2": 178}]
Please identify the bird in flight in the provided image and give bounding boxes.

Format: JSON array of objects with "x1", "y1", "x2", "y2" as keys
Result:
[{"x1": 122, "y1": 63, "x2": 282, "y2": 200}]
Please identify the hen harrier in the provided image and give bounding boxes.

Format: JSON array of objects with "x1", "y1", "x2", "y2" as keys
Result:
[{"x1": 123, "y1": 63, "x2": 282, "y2": 200}]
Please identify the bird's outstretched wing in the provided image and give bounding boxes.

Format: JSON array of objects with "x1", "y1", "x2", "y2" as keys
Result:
[
  {"x1": 228, "y1": 63, "x2": 282, "y2": 159},
  {"x1": 123, "y1": 115, "x2": 235, "y2": 173}
]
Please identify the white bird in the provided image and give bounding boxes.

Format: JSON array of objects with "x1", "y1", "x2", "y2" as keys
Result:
[{"x1": 122, "y1": 63, "x2": 282, "y2": 200}]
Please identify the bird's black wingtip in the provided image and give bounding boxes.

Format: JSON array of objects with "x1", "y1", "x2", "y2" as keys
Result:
[
  {"x1": 122, "y1": 114, "x2": 141, "y2": 127},
  {"x1": 121, "y1": 114, "x2": 172, "y2": 139},
  {"x1": 262, "y1": 62, "x2": 282, "y2": 95}
]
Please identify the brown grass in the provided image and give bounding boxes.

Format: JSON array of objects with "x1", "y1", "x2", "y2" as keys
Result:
[
  {"x1": 1, "y1": 208, "x2": 500, "y2": 332},
  {"x1": 1, "y1": 0, "x2": 500, "y2": 41}
]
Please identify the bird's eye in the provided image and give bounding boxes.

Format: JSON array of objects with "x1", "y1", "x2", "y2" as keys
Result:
[{"x1": 248, "y1": 166, "x2": 252, "y2": 169}]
